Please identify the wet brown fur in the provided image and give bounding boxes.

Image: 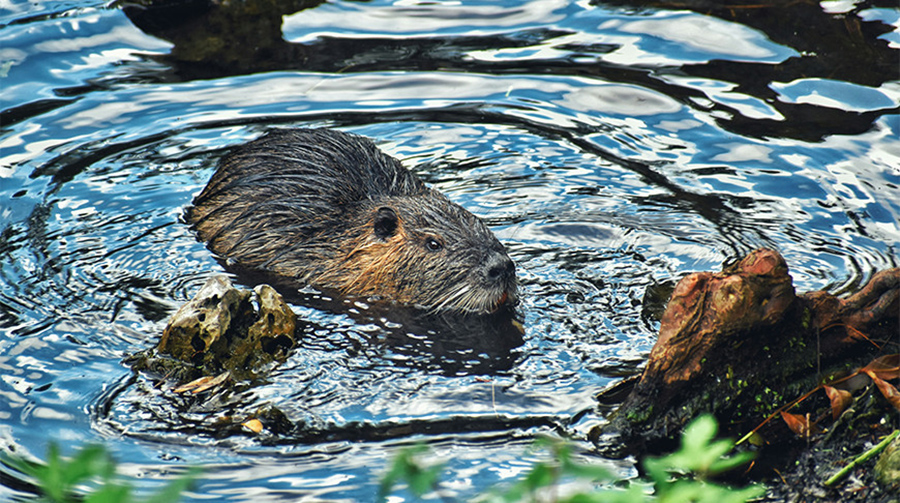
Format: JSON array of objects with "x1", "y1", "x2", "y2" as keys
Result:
[
  {"x1": 320, "y1": 216, "x2": 414, "y2": 300},
  {"x1": 187, "y1": 128, "x2": 516, "y2": 313}
]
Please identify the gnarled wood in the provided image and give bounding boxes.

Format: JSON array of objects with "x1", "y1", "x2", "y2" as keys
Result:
[{"x1": 606, "y1": 249, "x2": 899, "y2": 456}]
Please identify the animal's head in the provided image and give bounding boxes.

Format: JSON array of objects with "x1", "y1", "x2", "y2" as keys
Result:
[{"x1": 322, "y1": 193, "x2": 517, "y2": 314}]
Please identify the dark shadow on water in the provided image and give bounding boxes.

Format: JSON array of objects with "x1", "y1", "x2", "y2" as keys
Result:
[
  {"x1": 119, "y1": 0, "x2": 899, "y2": 142},
  {"x1": 120, "y1": 0, "x2": 324, "y2": 77},
  {"x1": 601, "y1": 0, "x2": 900, "y2": 141},
  {"x1": 241, "y1": 269, "x2": 527, "y2": 377}
]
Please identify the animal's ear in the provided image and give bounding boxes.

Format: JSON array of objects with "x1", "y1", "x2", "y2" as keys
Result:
[{"x1": 374, "y1": 207, "x2": 399, "y2": 240}]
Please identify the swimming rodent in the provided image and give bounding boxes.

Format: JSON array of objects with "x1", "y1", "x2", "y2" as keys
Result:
[{"x1": 186, "y1": 128, "x2": 517, "y2": 314}]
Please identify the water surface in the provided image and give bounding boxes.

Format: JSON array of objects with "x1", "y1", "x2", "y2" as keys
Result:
[{"x1": 1, "y1": 0, "x2": 898, "y2": 500}]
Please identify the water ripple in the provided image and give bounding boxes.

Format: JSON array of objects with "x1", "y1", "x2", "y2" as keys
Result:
[{"x1": 1, "y1": 0, "x2": 897, "y2": 500}]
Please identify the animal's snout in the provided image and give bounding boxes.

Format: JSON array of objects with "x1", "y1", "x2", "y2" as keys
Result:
[{"x1": 485, "y1": 253, "x2": 516, "y2": 284}]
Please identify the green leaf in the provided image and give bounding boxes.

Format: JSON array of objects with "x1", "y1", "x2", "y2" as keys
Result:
[
  {"x1": 41, "y1": 444, "x2": 68, "y2": 503},
  {"x1": 561, "y1": 483, "x2": 649, "y2": 503},
  {"x1": 139, "y1": 467, "x2": 201, "y2": 503},
  {"x1": 520, "y1": 462, "x2": 558, "y2": 491},
  {"x1": 63, "y1": 445, "x2": 115, "y2": 486},
  {"x1": 659, "y1": 480, "x2": 765, "y2": 503},
  {"x1": 408, "y1": 463, "x2": 442, "y2": 495},
  {"x1": 2, "y1": 443, "x2": 196, "y2": 503},
  {"x1": 379, "y1": 415, "x2": 762, "y2": 503},
  {"x1": 83, "y1": 483, "x2": 130, "y2": 503},
  {"x1": 561, "y1": 461, "x2": 614, "y2": 482},
  {"x1": 682, "y1": 414, "x2": 718, "y2": 452},
  {"x1": 644, "y1": 414, "x2": 756, "y2": 482},
  {"x1": 706, "y1": 450, "x2": 756, "y2": 476},
  {"x1": 496, "y1": 463, "x2": 558, "y2": 503},
  {"x1": 376, "y1": 444, "x2": 443, "y2": 502}
]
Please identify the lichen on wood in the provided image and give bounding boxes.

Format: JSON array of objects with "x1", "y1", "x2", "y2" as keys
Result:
[{"x1": 130, "y1": 275, "x2": 297, "y2": 383}]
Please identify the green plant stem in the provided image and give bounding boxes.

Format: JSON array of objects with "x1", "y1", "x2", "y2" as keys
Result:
[{"x1": 823, "y1": 430, "x2": 900, "y2": 487}]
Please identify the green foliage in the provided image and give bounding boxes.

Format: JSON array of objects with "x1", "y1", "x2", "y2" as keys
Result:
[
  {"x1": 1, "y1": 443, "x2": 198, "y2": 503},
  {"x1": 481, "y1": 437, "x2": 617, "y2": 503},
  {"x1": 380, "y1": 414, "x2": 766, "y2": 503},
  {"x1": 378, "y1": 444, "x2": 446, "y2": 502},
  {"x1": 643, "y1": 414, "x2": 755, "y2": 479}
]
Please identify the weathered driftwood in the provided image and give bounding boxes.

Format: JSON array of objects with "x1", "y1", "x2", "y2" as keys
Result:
[
  {"x1": 605, "y1": 248, "x2": 899, "y2": 453},
  {"x1": 129, "y1": 275, "x2": 297, "y2": 384}
]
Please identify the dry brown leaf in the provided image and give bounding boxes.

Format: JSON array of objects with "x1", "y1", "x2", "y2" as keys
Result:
[
  {"x1": 866, "y1": 371, "x2": 900, "y2": 412},
  {"x1": 824, "y1": 385, "x2": 853, "y2": 420},
  {"x1": 780, "y1": 411, "x2": 819, "y2": 438},
  {"x1": 242, "y1": 418, "x2": 264, "y2": 434},
  {"x1": 860, "y1": 354, "x2": 900, "y2": 381},
  {"x1": 173, "y1": 371, "x2": 230, "y2": 394}
]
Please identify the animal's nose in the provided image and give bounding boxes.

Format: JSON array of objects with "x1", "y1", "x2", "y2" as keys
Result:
[{"x1": 485, "y1": 253, "x2": 516, "y2": 283}]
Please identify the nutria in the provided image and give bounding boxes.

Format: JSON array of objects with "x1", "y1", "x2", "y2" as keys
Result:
[{"x1": 186, "y1": 128, "x2": 517, "y2": 314}]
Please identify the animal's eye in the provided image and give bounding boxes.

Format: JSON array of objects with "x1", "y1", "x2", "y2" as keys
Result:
[{"x1": 425, "y1": 237, "x2": 443, "y2": 252}]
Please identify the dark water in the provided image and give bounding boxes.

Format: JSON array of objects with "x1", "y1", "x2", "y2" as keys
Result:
[{"x1": 1, "y1": 0, "x2": 898, "y2": 500}]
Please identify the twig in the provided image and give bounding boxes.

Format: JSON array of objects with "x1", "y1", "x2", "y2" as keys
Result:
[
  {"x1": 735, "y1": 359, "x2": 888, "y2": 447},
  {"x1": 823, "y1": 430, "x2": 899, "y2": 487},
  {"x1": 735, "y1": 384, "x2": 823, "y2": 446}
]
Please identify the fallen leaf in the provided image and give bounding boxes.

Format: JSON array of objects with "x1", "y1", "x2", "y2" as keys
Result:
[
  {"x1": 860, "y1": 354, "x2": 900, "y2": 381},
  {"x1": 242, "y1": 418, "x2": 263, "y2": 434},
  {"x1": 866, "y1": 371, "x2": 900, "y2": 412},
  {"x1": 173, "y1": 371, "x2": 230, "y2": 394},
  {"x1": 824, "y1": 386, "x2": 853, "y2": 420},
  {"x1": 780, "y1": 411, "x2": 819, "y2": 438}
]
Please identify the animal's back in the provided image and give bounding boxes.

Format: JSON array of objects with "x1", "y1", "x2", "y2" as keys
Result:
[
  {"x1": 187, "y1": 129, "x2": 423, "y2": 273},
  {"x1": 189, "y1": 128, "x2": 427, "y2": 234}
]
